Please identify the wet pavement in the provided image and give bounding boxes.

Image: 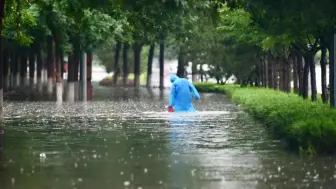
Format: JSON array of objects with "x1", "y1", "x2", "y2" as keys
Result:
[{"x1": 0, "y1": 86, "x2": 336, "y2": 189}]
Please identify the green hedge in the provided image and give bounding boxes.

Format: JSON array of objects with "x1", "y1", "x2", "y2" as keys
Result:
[{"x1": 194, "y1": 83, "x2": 336, "y2": 155}]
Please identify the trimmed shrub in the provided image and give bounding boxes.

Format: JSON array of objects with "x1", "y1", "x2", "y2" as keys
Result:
[{"x1": 194, "y1": 83, "x2": 336, "y2": 155}]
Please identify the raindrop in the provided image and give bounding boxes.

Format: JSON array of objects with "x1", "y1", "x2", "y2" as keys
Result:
[
  {"x1": 20, "y1": 168, "x2": 24, "y2": 174},
  {"x1": 93, "y1": 154, "x2": 97, "y2": 159},
  {"x1": 144, "y1": 168, "x2": 148, "y2": 173},
  {"x1": 40, "y1": 153, "x2": 46, "y2": 158},
  {"x1": 120, "y1": 171, "x2": 124, "y2": 175},
  {"x1": 124, "y1": 181, "x2": 130, "y2": 186},
  {"x1": 191, "y1": 169, "x2": 196, "y2": 176},
  {"x1": 11, "y1": 178, "x2": 15, "y2": 185},
  {"x1": 74, "y1": 163, "x2": 78, "y2": 168},
  {"x1": 77, "y1": 178, "x2": 83, "y2": 182},
  {"x1": 159, "y1": 181, "x2": 163, "y2": 184}
]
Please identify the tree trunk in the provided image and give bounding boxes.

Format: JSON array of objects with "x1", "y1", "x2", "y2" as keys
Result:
[
  {"x1": 293, "y1": 55, "x2": 298, "y2": 93},
  {"x1": 302, "y1": 56, "x2": 309, "y2": 99},
  {"x1": 11, "y1": 51, "x2": 19, "y2": 87},
  {"x1": 278, "y1": 58, "x2": 285, "y2": 91},
  {"x1": 3, "y1": 46, "x2": 8, "y2": 90},
  {"x1": 0, "y1": 38, "x2": 3, "y2": 118},
  {"x1": 309, "y1": 53, "x2": 317, "y2": 101},
  {"x1": 36, "y1": 45, "x2": 42, "y2": 81},
  {"x1": 112, "y1": 41, "x2": 121, "y2": 85},
  {"x1": 28, "y1": 50, "x2": 35, "y2": 86},
  {"x1": 46, "y1": 36, "x2": 54, "y2": 93},
  {"x1": 87, "y1": 51, "x2": 92, "y2": 100},
  {"x1": 320, "y1": 45, "x2": 328, "y2": 103},
  {"x1": 297, "y1": 54, "x2": 304, "y2": 97},
  {"x1": 191, "y1": 62, "x2": 197, "y2": 82},
  {"x1": 74, "y1": 46, "x2": 80, "y2": 82},
  {"x1": 66, "y1": 52, "x2": 75, "y2": 102},
  {"x1": 329, "y1": 37, "x2": 336, "y2": 107},
  {"x1": 177, "y1": 49, "x2": 185, "y2": 78},
  {"x1": 133, "y1": 43, "x2": 142, "y2": 87},
  {"x1": 285, "y1": 58, "x2": 291, "y2": 93},
  {"x1": 267, "y1": 55, "x2": 272, "y2": 88},
  {"x1": 200, "y1": 64, "x2": 204, "y2": 82},
  {"x1": 263, "y1": 56, "x2": 268, "y2": 87},
  {"x1": 60, "y1": 50, "x2": 65, "y2": 79},
  {"x1": 273, "y1": 59, "x2": 278, "y2": 90},
  {"x1": 122, "y1": 43, "x2": 129, "y2": 86},
  {"x1": 159, "y1": 32, "x2": 165, "y2": 90},
  {"x1": 259, "y1": 57, "x2": 264, "y2": 87},
  {"x1": 146, "y1": 44, "x2": 155, "y2": 87},
  {"x1": 20, "y1": 52, "x2": 27, "y2": 86}
]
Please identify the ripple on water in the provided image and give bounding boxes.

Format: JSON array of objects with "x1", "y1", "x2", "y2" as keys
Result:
[{"x1": 0, "y1": 88, "x2": 336, "y2": 189}]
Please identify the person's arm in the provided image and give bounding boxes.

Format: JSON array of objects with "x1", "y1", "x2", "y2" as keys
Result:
[
  {"x1": 189, "y1": 82, "x2": 200, "y2": 100},
  {"x1": 169, "y1": 83, "x2": 176, "y2": 107}
]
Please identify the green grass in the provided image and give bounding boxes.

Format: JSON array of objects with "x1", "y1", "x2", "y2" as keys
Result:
[{"x1": 194, "y1": 83, "x2": 336, "y2": 155}]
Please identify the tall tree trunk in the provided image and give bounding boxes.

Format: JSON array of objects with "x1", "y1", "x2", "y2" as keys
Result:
[
  {"x1": 259, "y1": 58, "x2": 264, "y2": 87},
  {"x1": 200, "y1": 64, "x2": 204, "y2": 82},
  {"x1": 87, "y1": 51, "x2": 92, "y2": 100},
  {"x1": 60, "y1": 50, "x2": 65, "y2": 80},
  {"x1": 12, "y1": 51, "x2": 19, "y2": 87},
  {"x1": 73, "y1": 45, "x2": 80, "y2": 82},
  {"x1": 146, "y1": 44, "x2": 155, "y2": 87},
  {"x1": 297, "y1": 54, "x2": 304, "y2": 97},
  {"x1": 122, "y1": 43, "x2": 129, "y2": 86},
  {"x1": 112, "y1": 41, "x2": 121, "y2": 85},
  {"x1": 308, "y1": 53, "x2": 317, "y2": 101},
  {"x1": 36, "y1": 45, "x2": 43, "y2": 93},
  {"x1": 133, "y1": 43, "x2": 142, "y2": 87},
  {"x1": 20, "y1": 52, "x2": 27, "y2": 86},
  {"x1": 3, "y1": 45, "x2": 8, "y2": 90},
  {"x1": 0, "y1": 37, "x2": 3, "y2": 118},
  {"x1": 46, "y1": 36, "x2": 54, "y2": 93},
  {"x1": 66, "y1": 52, "x2": 75, "y2": 102},
  {"x1": 54, "y1": 33, "x2": 63, "y2": 102},
  {"x1": 278, "y1": 58, "x2": 285, "y2": 91},
  {"x1": 320, "y1": 44, "x2": 328, "y2": 103},
  {"x1": 28, "y1": 50, "x2": 35, "y2": 86},
  {"x1": 273, "y1": 58, "x2": 278, "y2": 90},
  {"x1": 302, "y1": 56, "x2": 309, "y2": 99},
  {"x1": 262, "y1": 56, "x2": 266, "y2": 87},
  {"x1": 329, "y1": 36, "x2": 336, "y2": 107},
  {"x1": 285, "y1": 58, "x2": 291, "y2": 93},
  {"x1": 293, "y1": 55, "x2": 298, "y2": 93},
  {"x1": 159, "y1": 32, "x2": 165, "y2": 90},
  {"x1": 177, "y1": 48, "x2": 185, "y2": 78},
  {"x1": 36, "y1": 46, "x2": 42, "y2": 80},
  {"x1": 267, "y1": 55, "x2": 272, "y2": 88},
  {"x1": 191, "y1": 61, "x2": 197, "y2": 82}
]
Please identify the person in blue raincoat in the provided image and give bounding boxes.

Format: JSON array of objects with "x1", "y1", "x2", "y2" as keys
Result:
[{"x1": 168, "y1": 74, "x2": 200, "y2": 112}]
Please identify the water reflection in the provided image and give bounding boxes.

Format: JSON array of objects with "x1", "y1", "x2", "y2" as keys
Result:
[{"x1": 0, "y1": 87, "x2": 336, "y2": 189}]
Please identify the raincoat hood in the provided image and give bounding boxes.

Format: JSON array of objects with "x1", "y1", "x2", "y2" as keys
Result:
[{"x1": 170, "y1": 74, "x2": 179, "y2": 83}]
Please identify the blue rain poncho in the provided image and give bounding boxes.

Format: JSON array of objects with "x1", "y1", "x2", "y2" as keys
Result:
[{"x1": 168, "y1": 74, "x2": 200, "y2": 112}]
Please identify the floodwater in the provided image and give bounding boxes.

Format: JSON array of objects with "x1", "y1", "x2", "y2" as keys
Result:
[{"x1": 0, "y1": 85, "x2": 336, "y2": 189}]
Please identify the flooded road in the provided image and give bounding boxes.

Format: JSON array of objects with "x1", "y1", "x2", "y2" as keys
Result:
[{"x1": 0, "y1": 86, "x2": 336, "y2": 189}]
